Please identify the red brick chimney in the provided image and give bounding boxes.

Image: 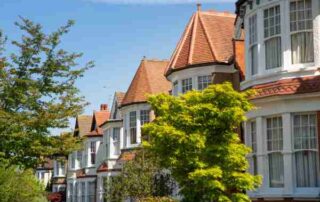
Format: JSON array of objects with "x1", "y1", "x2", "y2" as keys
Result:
[{"x1": 100, "y1": 104, "x2": 108, "y2": 111}]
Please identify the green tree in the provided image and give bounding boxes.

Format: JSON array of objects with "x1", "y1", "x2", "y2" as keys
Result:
[
  {"x1": 105, "y1": 150, "x2": 176, "y2": 202},
  {"x1": 143, "y1": 83, "x2": 261, "y2": 202},
  {"x1": 0, "y1": 166, "x2": 47, "y2": 202},
  {"x1": 0, "y1": 17, "x2": 93, "y2": 168}
]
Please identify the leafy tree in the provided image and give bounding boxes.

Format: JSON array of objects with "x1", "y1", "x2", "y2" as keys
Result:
[
  {"x1": 104, "y1": 150, "x2": 176, "y2": 202},
  {"x1": 143, "y1": 83, "x2": 261, "y2": 202},
  {"x1": 0, "y1": 17, "x2": 93, "y2": 168},
  {"x1": 0, "y1": 166, "x2": 47, "y2": 202}
]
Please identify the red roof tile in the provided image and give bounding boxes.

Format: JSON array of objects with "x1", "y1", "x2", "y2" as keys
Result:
[
  {"x1": 115, "y1": 92, "x2": 125, "y2": 106},
  {"x1": 251, "y1": 75, "x2": 320, "y2": 99},
  {"x1": 74, "y1": 115, "x2": 92, "y2": 137},
  {"x1": 97, "y1": 162, "x2": 108, "y2": 173},
  {"x1": 121, "y1": 59, "x2": 171, "y2": 107},
  {"x1": 165, "y1": 10, "x2": 236, "y2": 76}
]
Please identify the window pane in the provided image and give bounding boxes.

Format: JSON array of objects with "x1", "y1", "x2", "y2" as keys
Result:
[
  {"x1": 198, "y1": 75, "x2": 212, "y2": 90},
  {"x1": 182, "y1": 78, "x2": 192, "y2": 94},
  {"x1": 269, "y1": 153, "x2": 284, "y2": 187},
  {"x1": 295, "y1": 151, "x2": 319, "y2": 187},
  {"x1": 265, "y1": 37, "x2": 282, "y2": 69},
  {"x1": 267, "y1": 117, "x2": 283, "y2": 151},
  {"x1": 140, "y1": 110, "x2": 150, "y2": 126},
  {"x1": 130, "y1": 111, "x2": 137, "y2": 144},
  {"x1": 251, "y1": 45, "x2": 258, "y2": 75}
]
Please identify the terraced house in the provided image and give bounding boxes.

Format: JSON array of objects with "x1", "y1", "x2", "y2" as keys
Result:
[{"x1": 235, "y1": 0, "x2": 320, "y2": 201}]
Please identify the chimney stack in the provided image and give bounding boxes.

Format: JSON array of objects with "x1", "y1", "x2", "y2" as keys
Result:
[{"x1": 100, "y1": 104, "x2": 108, "y2": 111}]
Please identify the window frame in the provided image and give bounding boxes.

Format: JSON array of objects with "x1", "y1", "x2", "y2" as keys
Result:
[
  {"x1": 292, "y1": 112, "x2": 319, "y2": 188},
  {"x1": 263, "y1": 4, "x2": 283, "y2": 70},
  {"x1": 129, "y1": 111, "x2": 137, "y2": 144},
  {"x1": 248, "y1": 13, "x2": 258, "y2": 76},
  {"x1": 266, "y1": 116, "x2": 284, "y2": 188},
  {"x1": 289, "y1": 0, "x2": 314, "y2": 65},
  {"x1": 113, "y1": 127, "x2": 121, "y2": 155},
  {"x1": 197, "y1": 75, "x2": 213, "y2": 91},
  {"x1": 181, "y1": 78, "x2": 192, "y2": 94},
  {"x1": 90, "y1": 141, "x2": 96, "y2": 165},
  {"x1": 140, "y1": 110, "x2": 150, "y2": 126}
]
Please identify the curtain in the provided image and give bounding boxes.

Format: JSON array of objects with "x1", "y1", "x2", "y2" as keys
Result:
[
  {"x1": 266, "y1": 37, "x2": 282, "y2": 69},
  {"x1": 291, "y1": 32, "x2": 314, "y2": 64},
  {"x1": 269, "y1": 152, "x2": 284, "y2": 187},
  {"x1": 88, "y1": 182, "x2": 95, "y2": 202},
  {"x1": 295, "y1": 151, "x2": 318, "y2": 187}
]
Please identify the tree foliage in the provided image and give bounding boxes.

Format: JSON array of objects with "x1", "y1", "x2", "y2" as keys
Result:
[
  {"x1": 0, "y1": 166, "x2": 47, "y2": 202},
  {"x1": 143, "y1": 83, "x2": 261, "y2": 202},
  {"x1": 104, "y1": 150, "x2": 176, "y2": 202},
  {"x1": 0, "y1": 17, "x2": 92, "y2": 168}
]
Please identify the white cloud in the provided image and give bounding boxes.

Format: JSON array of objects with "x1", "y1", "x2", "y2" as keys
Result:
[{"x1": 86, "y1": 0, "x2": 236, "y2": 4}]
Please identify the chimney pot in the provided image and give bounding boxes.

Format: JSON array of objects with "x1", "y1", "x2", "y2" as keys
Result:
[
  {"x1": 197, "y1": 3, "x2": 201, "y2": 11},
  {"x1": 100, "y1": 104, "x2": 108, "y2": 111}
]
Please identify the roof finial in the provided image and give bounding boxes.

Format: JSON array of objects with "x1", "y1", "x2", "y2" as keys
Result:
[{"x1": 197, "y1": 3, "x2": 201, "y2": 11}]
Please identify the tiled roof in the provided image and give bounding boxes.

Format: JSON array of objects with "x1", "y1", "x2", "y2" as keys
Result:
[
  {"x1": 165, "y1": 10, "x2": 236, "y2": 76},
  {"x1": 251, "y1": 75, "x2": 320, "y2": 99},
  {"x1": 117, "y1": 150, "x2": 136, "y2": 162},
  {"x1": 86, "y1": 105, "x2": 110, "y2": 137},
  {"x1": 97, "y1": 162, "x2": 108, "y2": 173},
  {"x1": 121, "y1": 59, "x2": 171, "y2": 107},
  {"x1": 115, "y1": 92, "x2": 125, "y2": 106},
  {"x1": 75, "y1": 115, "x2": 92, "y2": 137}
]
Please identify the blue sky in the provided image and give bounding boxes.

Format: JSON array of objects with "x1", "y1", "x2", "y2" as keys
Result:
[{"x1": 0, "y1": 0, "x2": 236, "y2": 134}]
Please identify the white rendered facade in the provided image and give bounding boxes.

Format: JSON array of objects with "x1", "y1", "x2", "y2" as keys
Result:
[
  {"x1": 238, "y1": 0, "x2": 320, "y2": 200},
  {"x1": 167, "y1": 64, "x2": 237, "y2": 96},
  {"x1": 35, "y1": 169, "x2": 52, "y2": 188}
]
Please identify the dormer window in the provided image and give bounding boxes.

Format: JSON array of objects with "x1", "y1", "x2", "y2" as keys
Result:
[
  {"x1": 290, "y1": 0, "x2": 314, "y2": 64},
  {"x1": 249, "y1": 14, "x2": 258, "y2": 75},
  {"x1": 264, "y1": 5, "x2": 282, "y2": 69}
]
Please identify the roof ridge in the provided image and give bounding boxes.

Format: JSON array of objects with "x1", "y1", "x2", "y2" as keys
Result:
[
  {"x1": 198, "y1": 12, "x2": 217, "y2": 61},
  {"x1": 201, "y1": 10, "x2": 236, "y2": 18},
  {"x1": 166, "y1": 13, "x2": 196, "y2": 74},
  {"x1": 188, "y1": 11, "x2": 199, "y2": 65}
]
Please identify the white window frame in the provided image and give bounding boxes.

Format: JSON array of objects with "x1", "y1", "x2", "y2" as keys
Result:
[
  {"x1": 263, "y1": 4, "x2": 282, "y2": 70},
  {"x1": 292, "y1": 113, "x2": 319, "y2": 188},
  {"x1": 113, "y1": 127, "x2": 121, "y2": 155},
  {"x1": 266, "y1": 116, "x2": 284, "y2": 188},
  {"x1": 289, "y1": 0, "x2": 314, "y2": 65},
  {"x1": 181, "y1": 78, "x2": 192, "y2": 94},
  {"x1": 129, "y1": 111, "x2": 137, "y2": 144},
  {"x1": 140, "y1": 110, "x2": 150, "y2": 126},
  {"x1": 248, "y1": 13, "x2": 258, "y2": 76},
  {"x1": 197, "y1": 75, "x2": 212, "y2": 91},
  {"x1": 249, "y1": 120, "x2": 258, "y2": 176},
  {"x1": 173, "y1": 81, "x2": 179, "y2": 96},
  {"x1": 90, "y1": 141, "x2": 96, "y2": 166}
]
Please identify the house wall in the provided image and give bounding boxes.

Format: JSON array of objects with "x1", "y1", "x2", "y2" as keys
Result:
[{"x1": 239, "y1": 0, "x2": 320, "y2": 200}]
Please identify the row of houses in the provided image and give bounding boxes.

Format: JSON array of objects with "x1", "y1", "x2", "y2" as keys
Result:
[{"x1": 36, "y1": 0, "x2": 320, "y2": 202}]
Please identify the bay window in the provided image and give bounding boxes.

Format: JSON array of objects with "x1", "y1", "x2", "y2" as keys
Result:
[
  {"x1": 74, "y1": 182, "x2": 78, "y2": 202},
  {"x1": 130, "y1": 111, "x2": 137, "y2": 144},
  {"x1": 182, "y1": 78, "x2": 192, "y2": 94},
  {"x1": 264, "y1": 5, "x2": 282, "y2": 69},
  {"x1": 77, "y1": 151, "x2": 82, "y2": 168},
  {"x1": 198, "y1": 75, "x2": 212, "y2": 90},
  {"x1": 290, "y1": 0, "x2": 314, "y2": 64},
  {"x1": 90, "y1": 142, "x2": 96, "y2": 165},
  {"x1": 249, "y1": 14, "x2": 258, "y2": 75},
  {"x1": 113, "y1": 127, "x2": 120, "y2": 155},
  {"x1": 267, "y1": 117, "x2": 284, "y2": 188},
  {"x1": 293, "y1": 114, "x2": 319, "y2": 187}
]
